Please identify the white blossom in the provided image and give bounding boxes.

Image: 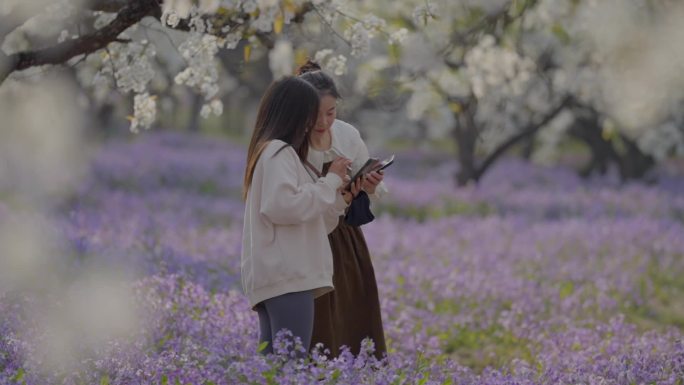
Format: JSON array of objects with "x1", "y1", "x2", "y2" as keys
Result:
[
  {"x1": 161, "y1": 10, "x2": 181, "y2": 28},
  {"x1": 326, "y1": 55, "x2": 347, "y2": 76},
  {"x1": 314, "y1": 49, "x2": 333, "y2": 63},
  {"x1": 637, "y1": 122, "x2": 684, "y2": 161},
  {"x1": 268, "y1": 39, "x2": 294, "y2": 79},
  {"x1": 363, "y1": 15, "x2": 386, "y2": 36},
  {"x1": 257, "y1": 0, "x2": 279, "y2": 8},
  {"x1": 130, "y1": 93, "x2": 156, "y2": 133},
  {"x1": 210, "y1": 99, "x2": 223, "y2": 115},
  {"x1": 241, "y1": 0, "x2": 258, "y2": 13},
  {"x1": 93, "y1": 12, "x2": 117, "y2": 30},
  {"x1": 313, "y1": 50, "x2": 347, "y2": 76},
  {"x1": 433, "y1": 69, "x2": 469, "y2": 98},
  {"x1": 198, "y1": 0, "x2": 220, "y2": 13},
  {"x1": 389, "y1": 28, "x2": 408, "y2": 45},
  {"x1": 200, "y1": 104, "x2": 212, "y2": 119},
  {"x1": 174, "y1": 33, "x2": 221, "y2": 100},
  {"x1": 252, "y1": 7, "x2": 279, "y2": 33},
  {"x1": 344, "y1": 22, "x2": 370, "y2": 57},
  {"x1": 354, "y1": 56, "x2": 390, "y2": 93},
  {"x1": 221, "y1": 32, "x2": 242, "y2": 49},
  {"x1": 104, "y1": 41, "x2": 156, "y2": 94},
  {"x1": 314, "y1": 2, "x2": 338, "y2": 25},
  {"x1": 412, "y1": 2, "x2": 438, "y2": 27},
  {"x1": 464, "y1": 35, "x2": 535, "y2": 99},
  {"x1": 532, "y1": 110, "x2": 575, "y2": 164},
  {"x1": 162, "y1": 0, "x2": 192, "y2": 19},
  {"x1": 58, "y1": 30, "x2": 69, "y2": 43},
  {"x1": 199, "y1": 98, "x2": 224, "y2": 119},
  {"x1": 405, "y1": 80, "x2": 442, "y2": 121}
]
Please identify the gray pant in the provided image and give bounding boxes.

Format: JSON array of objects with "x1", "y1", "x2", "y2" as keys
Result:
[{"x1": 255, "y1": 290, "x2": 314, "y2": 356}]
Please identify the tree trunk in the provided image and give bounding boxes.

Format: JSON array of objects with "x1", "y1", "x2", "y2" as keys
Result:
[
  {"x1": 618, "y1": 135, "x2": 655, "y2": 181},
  {"x1": 188, "y1": 93, "x2": 204, "y2": 132},
  {"x1": 567, "y1": 113, "x2": 618, "y2": 177},
  {"x1": 453, "y1": 101, "x2": 479, "y2": 186},
  {"x1": 568, "y1": 107, "x2": 655, "y2": 181},
  {"x1": 521, "y1": 136, "x2": 535, "y2": 160}
]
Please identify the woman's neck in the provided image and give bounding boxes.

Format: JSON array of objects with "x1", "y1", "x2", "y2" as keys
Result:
[{"x1": 310, "y1": 129, "x2": 332, "y2": 151}]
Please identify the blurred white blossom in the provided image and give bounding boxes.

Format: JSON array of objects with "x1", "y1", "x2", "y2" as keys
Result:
[
  {"x1": 362, "y1": 14, "x2": 386, "y2": 36},
  {"x1": 162, "y1": 0, "x2": 192, "y2": 18},
  {"x1": 412, "y1": 2, "x2": 438, "y2": 27},
  {"x1": 637, "y1": 122, "x2": 684, "y2": 161},
  {"x1": 326, "y1": 55, "x2": 347, "y2": 76},
  {"x1": 130, "y1": 93, "x2": 157, "y2": 132},
  {"x1": 221, "y1": 32, "x2": 242, "y2": 49},
  {"x1": 93, "y1": 11, "x2": 117, "y2": 29},
  {"x1": 345, "y1": 22, "x2": 371, "y2": 57},
  {"x1": 405, "y1": 80, "x2": 443, "y2": 121},
  {"x1": 314, "y1": 49, "x2": 334, "y2": 63},
  {"x1": 57, "y1": 29, "x2": 69, "y2": 43},
  {"x1": 314, "y1": 49, "x2": 347, "y2": 76},
  {"x1": 241, "y1": 0, "x2": 258, "y2": 13},
  {"x1": 210, "y1": 98, "x2": 224, "y2": 115},
  {"x1": 161, "y1": 10, "x2": 181, "y2": 28},
  {"x1": 389, "y1": 28, "x2": 408, "y2": 45},
  {"x1": 198, "y1": 0, "x2": 220, "y2": 13},
  {"x1": 268, "y1": 39, "x2": 294, "y2": 79},
  {"x1": 465, "y1": 35, "x2": 535, "y2": 99},
  {"x1": 257, "y1": 0, "x2": 279, "y2": 9}
]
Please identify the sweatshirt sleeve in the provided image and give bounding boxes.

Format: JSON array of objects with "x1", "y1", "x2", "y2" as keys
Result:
[
  {"x1": 260, "y1": 146, "x2": 343, "y2": 225},
  {"x1": 323, "y1": 191, "x2": 349, "y2": 233}
]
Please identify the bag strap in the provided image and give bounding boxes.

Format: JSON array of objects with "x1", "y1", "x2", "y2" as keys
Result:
[{"x1": 303, "y1": 159, "x2": 323, "y2": 179}]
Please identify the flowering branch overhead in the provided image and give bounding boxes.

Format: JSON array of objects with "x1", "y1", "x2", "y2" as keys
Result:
[
  {"x1": 0, "y1": 1, "x2": 317, "y2": 84},
  {"x1": 0, "y1": 0, "x2": 159, "y2": 83}
]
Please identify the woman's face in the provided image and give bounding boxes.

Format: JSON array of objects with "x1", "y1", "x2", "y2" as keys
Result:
[{"x1": 313, "y1": 94, "x2": 337, "y2": 134}]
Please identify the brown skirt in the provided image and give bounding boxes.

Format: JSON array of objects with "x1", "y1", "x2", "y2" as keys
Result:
[{"x1": 311, "y1": 217, "x2": 387, "y2": 359}]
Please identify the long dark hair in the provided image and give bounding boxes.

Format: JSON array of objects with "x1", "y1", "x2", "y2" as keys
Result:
[
  {"x1": 296, "y1": 59, "x2": 341, "y2": 98},
  {"x1": 243, "y1": 76, "x2": 320, "y2": 200}
]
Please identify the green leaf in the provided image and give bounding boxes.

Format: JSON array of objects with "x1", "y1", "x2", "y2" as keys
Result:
[
  {"x1": 100, "y1": 376, "x2": 110, "y2": 385},
  {"x1": 513, "y1": 0, "x2": 529, "y2": 14},
  {"x1": 12, "y1": 368, "x2": 25, "y2": 383},
  {"x1": 559, "y1": 281, "x2": 574, "y2": 300},
  {"x1": 161, "y1": 374, "x2": 169, "y2": 385},
  {"x1": 551, "y1": 23, "x2": 571, "y2": 44},
  {"x1": 257, "y1": 341, "x2": 270, "y2": 353}
]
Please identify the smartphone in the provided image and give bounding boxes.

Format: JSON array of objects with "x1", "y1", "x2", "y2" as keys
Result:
[
  {"x1": 344, "y1": 154, "x2": 394, "y2": 191},
  {"x1": 374, "y1": 154, "x2": 394, "y2": 172}
]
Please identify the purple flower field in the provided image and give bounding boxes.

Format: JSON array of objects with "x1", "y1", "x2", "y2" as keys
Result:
[{"x1": 1, "y1": 132, "x2": 683, "y2": 385}]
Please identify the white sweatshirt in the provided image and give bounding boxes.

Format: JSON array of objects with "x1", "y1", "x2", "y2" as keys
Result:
[{"x1": 241, "y1": 140, "x2": 348, "y2": 307}]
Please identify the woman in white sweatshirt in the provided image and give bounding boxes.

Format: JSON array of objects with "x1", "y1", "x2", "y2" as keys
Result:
[{"x1": 241, "y1": 76, "x2": 352, "y2": 355}]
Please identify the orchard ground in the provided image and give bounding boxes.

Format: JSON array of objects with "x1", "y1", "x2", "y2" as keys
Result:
[{"x1": 0, "y1": 132, "x2": 683, "y2": 385}]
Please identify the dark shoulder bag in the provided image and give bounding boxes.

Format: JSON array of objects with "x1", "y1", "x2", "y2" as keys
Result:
[{"x1": 344, "y1": 190, "x2": 375, "y2": 227}]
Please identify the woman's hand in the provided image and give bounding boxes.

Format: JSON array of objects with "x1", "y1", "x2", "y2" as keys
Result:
[
  {"x1": 328, "y1": 157, "x2": 352, "y2": 182},
  {"x1": 341, "y1": 177, "x2": 363, "y2": 204},
  {"x1": 362, "y1": 170, "x2": 384, "y2": 195}
]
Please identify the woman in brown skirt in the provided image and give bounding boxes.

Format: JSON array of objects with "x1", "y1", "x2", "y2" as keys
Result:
[{"x1": 298, "y1": 60, "x2": 388, "y2": 360}]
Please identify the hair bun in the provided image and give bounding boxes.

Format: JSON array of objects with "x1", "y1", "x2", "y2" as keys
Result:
[{"x1": 296, "y1": 59, "x2": 322, "y2": 75}]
